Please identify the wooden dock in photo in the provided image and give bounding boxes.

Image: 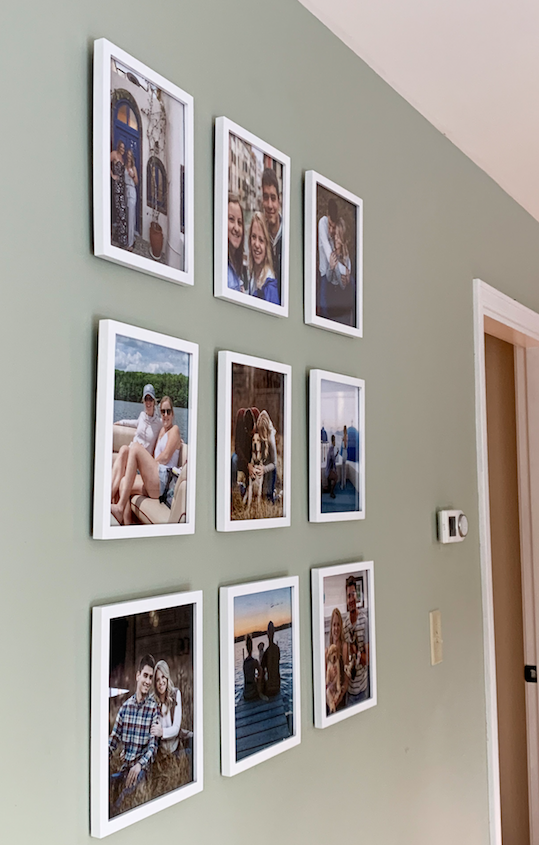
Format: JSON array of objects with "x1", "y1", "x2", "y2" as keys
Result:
[{"x1": 235, "y1": 693, "x2": 291, "y2": 761}]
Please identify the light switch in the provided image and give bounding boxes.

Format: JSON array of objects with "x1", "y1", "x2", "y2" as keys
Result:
[{"x1": 429, "y1": 610, "x2": 443, "y2": 665}]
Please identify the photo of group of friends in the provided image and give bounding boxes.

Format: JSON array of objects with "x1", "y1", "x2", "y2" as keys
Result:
[
  {"x1": 107, "y1": 604, "x2": 194, "y2": 818},
  {"x1": 230, "y1": 363, "x2": 285, "y2": 521},
  {"x1": 320, "y1": 377, "x2": 361, "y2": 515},
  {"x1": 109, "y1": 53, "x2": 186, "y2": 270},
  {"x1": 323, "y1": 570, "x2": 371, "y2": 717},
  {"x1": 316, "y1": 183, "x2": 358, "y2": 329},
  {"x1": 234, "y1": 586, "x2": 294, "y2": 763},
  {"x1": 227, "y1": 132, "x2": 285, "y2": 306},
  {"x1": 110, "y1": 334, "x2": 191, "y2": 528}
]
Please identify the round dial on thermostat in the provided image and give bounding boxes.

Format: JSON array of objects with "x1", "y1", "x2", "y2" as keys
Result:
[{"x1": 458, "y1": 513, "x2": 469, "y2": 538}]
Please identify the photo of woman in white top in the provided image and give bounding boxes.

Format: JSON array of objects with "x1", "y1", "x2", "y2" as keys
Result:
[
  {"x1": 111, "y1": 395, "x2": 183, "y2": 525},
  {"x1": 151, "y1": 660, "x2": 183, "y2": 755},
  {"x1": 124, "y1": 149, "x2": 139, "y2": 250},
  {"x1": 111, "y1": 384, "x2": 162, "y2": 505}
]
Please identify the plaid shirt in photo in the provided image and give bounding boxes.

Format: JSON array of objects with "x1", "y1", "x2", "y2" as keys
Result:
[{"x1": 108, "y1": 693, "x2": 159, "y2": 771}]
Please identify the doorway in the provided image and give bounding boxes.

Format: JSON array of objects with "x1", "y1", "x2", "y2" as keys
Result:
[
  {"x1": 485, "y1": 333, "x2": 529, "y2": 844},
  {"x1": 474, "y1": 280, "x2": 539, "y2": 845},
  {"x1": 112, "y1": 96, "x2": 142, "y2": 234}
]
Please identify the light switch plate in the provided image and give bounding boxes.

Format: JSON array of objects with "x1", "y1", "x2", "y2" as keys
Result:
[{"x1": 429, "y1": 609, "x2": 443, "y2": 665}]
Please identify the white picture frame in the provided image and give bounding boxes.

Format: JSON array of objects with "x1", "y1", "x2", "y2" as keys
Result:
[
  {"x1": 312, "y1": 561, "x2": 377, "y2": 729},
  {"x1": 217, "y1": 350, "x2": 292, "y2": 531},
  {"x1": 305, "y1": 170, "x2": 363, "y2": 337},
  {"x1": 93, "y1": 319, "x2": 198, "y2": 539},
  {"x1": 91, "y1": 590, "x2": 203, "y2": 838},
  {"x1": 214, "y1": 116, "x2": 290, "y2": 317},
  {"x1": 309, "y1": 369, "x2": 365, "y2": 522},
  {"x1": 219, "y1": 576, "x2": 301, "y2": 776},
  {"x1": 93, "y1": 38, "x2": 194, "y2": 286}
]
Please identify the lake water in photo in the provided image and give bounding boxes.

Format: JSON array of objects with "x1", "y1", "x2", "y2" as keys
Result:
[
  {"x1": 234, "y1": 626, "x2": 293, "y2": 717},
  {"x1": 114, "y1": 400, "x2": 189, "y2": 444}
]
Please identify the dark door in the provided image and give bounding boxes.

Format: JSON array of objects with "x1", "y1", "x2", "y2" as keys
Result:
[
  {"x1": 113, "y1": 99, "x2": 141, "y2": 233},
  {"x1": 485, "y1": 333, "x2": 530, "y2": 845}
]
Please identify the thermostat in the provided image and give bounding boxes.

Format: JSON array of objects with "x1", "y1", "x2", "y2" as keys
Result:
[{"x1": 437, "y1": 509, "x2": 468, "y2": 544}]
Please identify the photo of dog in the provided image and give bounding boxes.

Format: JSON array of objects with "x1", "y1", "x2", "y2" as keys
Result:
[
  {"x1": 321, "y1": 568, "x2": 372, "y2": 720},
  {"x1": 243, "y1": 430, "x2": 264, "y2": 515},
  {"x1": 344, "y1": 636, "x2": 359, "y2": 681},
  {"x1": 230, "y1": 364, "x2": 285, "y2": 522},
  {"x1": 312, "y1": 562, "x2": 376, "y2": 729},
  {"x1": 325, "y1": 643, "x2": 341, "y2": 714},
  {"x1": 217, "y1": 351, "x2": 291, "y2": 532}
]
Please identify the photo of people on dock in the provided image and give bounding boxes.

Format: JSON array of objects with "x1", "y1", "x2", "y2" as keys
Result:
[
  {"x1": 227, "y1": 132, "x2": 285, "y2": 306},
  {"x1": 107, "y1": 603, "x2": 195, "y2": 819},
  {"x1": 315, "y1": 183, "x2": 358, "y2": 329},
  {"x1": 233, "y1": 586, "x2": 294, "y2": 763},
  {"x1": 110, "y1": 334, "x2": 191, "y2": 528},
  {"x1": 323, "y1": 569, "x2": 372, "y2": 718},
  {"x1": 230, "y1": 362, "x2": 285, "y2": 521},
  {"x1": 320, "y1": 378, "x2": 361, "y2": 514},
  {"x1": 110, "y1": 54, "x2": 186, "y2": 269}
]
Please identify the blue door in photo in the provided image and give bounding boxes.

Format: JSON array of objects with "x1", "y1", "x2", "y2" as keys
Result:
[{"x1": 113, "y1": 99, "x2": 141, "y2": 233}]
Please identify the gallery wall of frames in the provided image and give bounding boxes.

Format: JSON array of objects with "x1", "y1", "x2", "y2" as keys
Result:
[{"x1": 91, "y1": 37, "x2": 373, "y2": 838}]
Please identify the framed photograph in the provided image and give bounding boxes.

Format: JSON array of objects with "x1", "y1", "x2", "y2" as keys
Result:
[
  {"x1": 305, "y1": 170, "x2": 363, "y2": 337},
  {"x1": 91, "y1": 590, "x2": 203, "y2": 838},
  {"x1": 312, "y1": 561, "x2": 376, "y2": 729},
  {"x1": 93, "y1": 38, "x2": 194, "y2": 286},
  {"x1": 220, "y1": 576, "x2": 300, "y2": 776},
  {"x1": 309, "y1": 369, "x2": 365, "y2": 522},
  {"x1": 214, "y1": 117, "x2": 290, "y2": 317},
  {"x1": 217, "y1": 351, "x2": 291, "y2": 532},
  {"x1": 93, "y1": 319, "x2": 198, "y2": 539}
]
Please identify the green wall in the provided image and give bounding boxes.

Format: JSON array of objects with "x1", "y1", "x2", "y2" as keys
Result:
[{"x1": 2, "y1": 0, "x2": 539, "y2": 842}]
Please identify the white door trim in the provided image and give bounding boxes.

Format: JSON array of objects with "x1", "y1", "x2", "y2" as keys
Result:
[
  {"x1": 473, "y1": 278, "x2": 502, "y2": 845},
  {"x1": 474, "y1": 278, "x2": 539, "y2": 845}
]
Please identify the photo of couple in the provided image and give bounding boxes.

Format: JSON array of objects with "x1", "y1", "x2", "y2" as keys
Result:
[
  {"x1": 315, "y1": 183, "x2": 358, "y2": 329},
  {"x1": 110, "y1": 334, "x2": 191, "y2": 528},
  {"x1": 107, "y1": 604, "x2": 194, "y2": 819},
  {"x1": 110, "y1": 54, "x2": 186, "y2": 269},
  {"x1": 323, "y1": 571, "x2": 371, "y2": 717},
  {"x1": 234, "y1": 587, "x2": 294, "y2": 763},
  {"x1": 320, "y1": 378, "x2": 361, "y2": 514},
  {"x1": 230, "y1": 363, "x2": 285, "y2": 521},
  {"x1": 227, "y1": 132, "x2": 285, "y2": 306}
]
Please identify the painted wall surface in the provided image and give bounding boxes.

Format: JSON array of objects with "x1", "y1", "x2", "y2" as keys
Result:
[{"x1": 1, "y1": 0, "x2": 539, "y2": 843}]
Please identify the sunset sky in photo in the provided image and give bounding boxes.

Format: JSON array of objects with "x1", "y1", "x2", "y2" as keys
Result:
[{"x1": 234, "y1": 587, "x2": 292, "y2": 638}]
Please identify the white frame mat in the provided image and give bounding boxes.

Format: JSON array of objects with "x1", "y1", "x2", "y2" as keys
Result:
[
  {"x1": 312, "y1": 561, "x2": 377, "y2": 729},
  {"x1": 304, "y1": 170, "x2": 363, "y2": 337},
  {"x1": 93, "y1": 38, "x2": 194, "y2": 286},
  {"x1": 309, "y1": 369, "x2": 365, "y2": 522},
  {"x1": 219, "y1": 576, "x2": 301, "y2": 776},
  {"x1": 214, "y1": 116, "x2": 290, "y2": 317},
  {"x1": 91, "y1": 590, "x2": 203, "y2": 838},
  {"x1": 217, "y1": 350, "x2": 292, "y2": 532},
  {"x1": 93, "y1": 319, "x2": 198, "y2": 539}
]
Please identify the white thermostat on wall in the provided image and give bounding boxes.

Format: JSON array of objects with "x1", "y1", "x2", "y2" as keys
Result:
[{"x1": 437, "y1": 509, "x2": 468, "y2": 544}]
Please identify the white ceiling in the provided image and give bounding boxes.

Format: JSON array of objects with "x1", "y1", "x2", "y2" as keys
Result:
[{"x1": 298, "y1": 0, "x2": 539, "y2": 222}]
